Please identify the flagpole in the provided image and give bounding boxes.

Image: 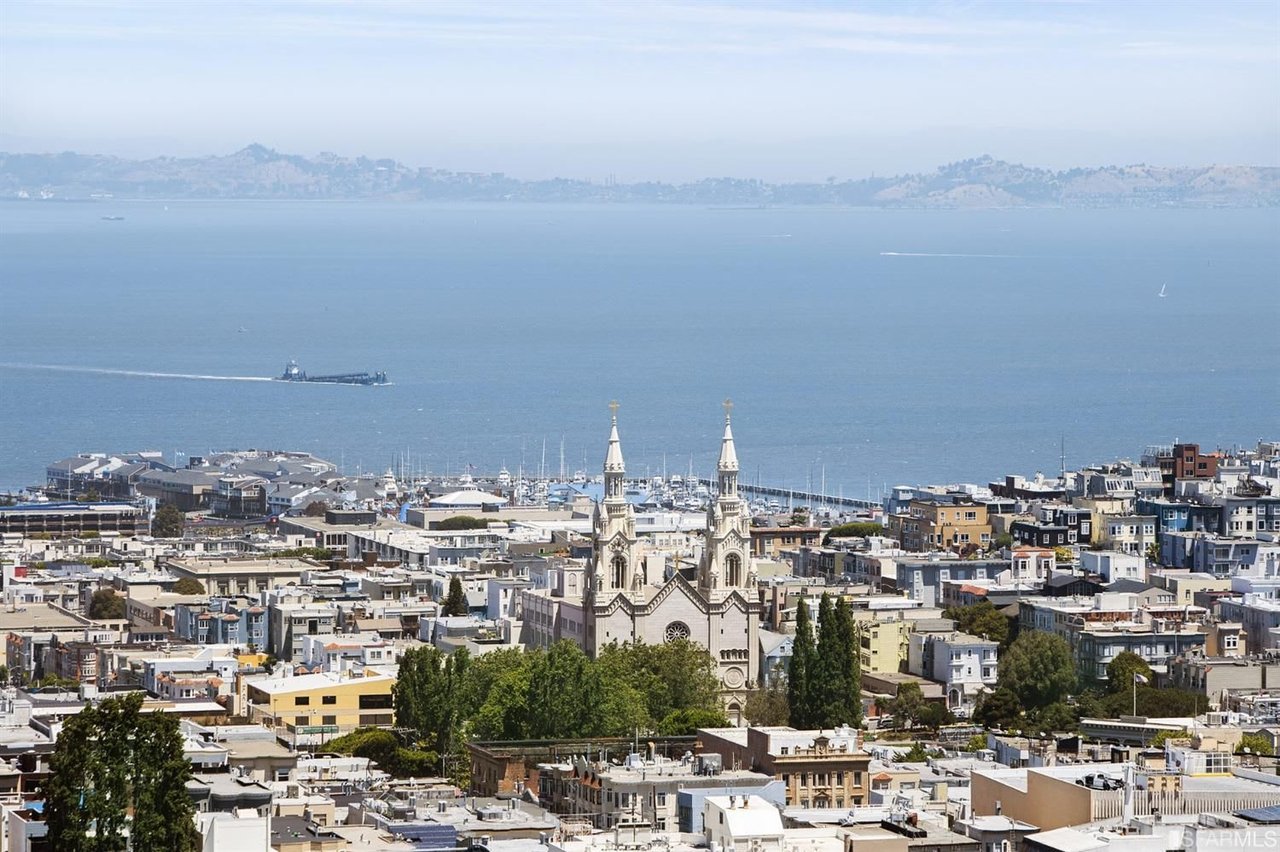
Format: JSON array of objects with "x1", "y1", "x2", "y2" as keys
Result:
[{"x1": 1133, "y1": 673, "x2": 1137, "y2": 717}]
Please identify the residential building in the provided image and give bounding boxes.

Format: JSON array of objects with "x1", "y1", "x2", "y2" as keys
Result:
[
  {"x1": 1080, "y1": 551, "x2": 1145, "y2": 584},
  {"x1": 243, "y1": 670, "x2": 396, "y2": 745},
  {"x1": 752, "y1": 527, "x2": 821, "y2": 559},
  {"x1": 888, "y1": 498, "x2": 991, "y2": 554},
  {"x1": 907, "y1": 631, "x2": 998, "y2": 716},
  {"x1": 698, "y1": 725, "x2": 871, "y2": 808}
]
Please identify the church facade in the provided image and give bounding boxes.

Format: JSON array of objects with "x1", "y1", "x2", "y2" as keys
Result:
[{"x1": 584, "y1": 402, "x2": 762, "y2": 721}]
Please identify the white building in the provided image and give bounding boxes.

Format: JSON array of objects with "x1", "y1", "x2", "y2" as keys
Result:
[
  {"x1": 1081, "y1": 550, "x2": 1146, "y2": 584},
  {"x1": 584, "y1": 404, "x2": 762, "y2": 718},
  {"x1": 908, "y1": 631, "x2": 998, "y2": 717}
]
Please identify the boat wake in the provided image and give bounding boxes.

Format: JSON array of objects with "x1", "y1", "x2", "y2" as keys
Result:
[
  {"x1": 0, "y1": 363, "x2": 274, "y2": 382},
  {"x1": 880, "y1": 251, "x2": 1023, "y2": 259}
]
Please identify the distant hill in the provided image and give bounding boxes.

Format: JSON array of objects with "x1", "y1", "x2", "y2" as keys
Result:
[{"x1": 1, "y1": 146, "x2": 1276, "y2": 207}]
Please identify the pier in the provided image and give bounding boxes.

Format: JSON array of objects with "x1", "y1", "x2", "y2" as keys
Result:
[{"x1": 695, "y1": 478, "x2": 880, "y2": 512}]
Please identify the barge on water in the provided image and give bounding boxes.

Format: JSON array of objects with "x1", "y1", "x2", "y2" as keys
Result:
[{"x1": 277, "y1": 360, "x2": 388, "y2": 386}]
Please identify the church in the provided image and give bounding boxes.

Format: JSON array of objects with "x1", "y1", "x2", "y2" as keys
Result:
[{"x1": 584, "y1": 402, "x2": 762, "y2": 721}]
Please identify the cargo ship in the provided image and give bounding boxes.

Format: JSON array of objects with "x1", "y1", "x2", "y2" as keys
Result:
[{"x1": 277, "y1": 360, "x2": 388, "y2": 386}]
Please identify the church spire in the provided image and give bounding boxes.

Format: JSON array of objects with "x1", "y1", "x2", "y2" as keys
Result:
[
  {"x1": 718, "y1": 399, "x2": 738, "y2": 497},
  {"x1": 604, "y1": 401, "x2": 625, "y2": 474},
  {"x1": 604, "y1": 401, "x2": 626, "y2": 502}
]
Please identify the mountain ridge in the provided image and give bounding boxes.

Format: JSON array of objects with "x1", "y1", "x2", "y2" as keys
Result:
[{"x1": 2, "y1": 146, "x2": 1276, "y2": 207}]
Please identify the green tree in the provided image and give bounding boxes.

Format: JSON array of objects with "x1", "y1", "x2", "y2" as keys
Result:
[
  {"x1": 916, "y1": 702, "x2": 955, "y2": 731},
  {"x1": 744, "y1": 668, "x2": 790, "y2": 726},
  {"x1": 172, "y1": 577, "x2": 205, "y2": 596},
  {"x1": 88, "y1": 588, "x2": 126, "y2": 620},
  {"x1": 996, "y1": 631, "x2": 1076, "y2": 711},
  {"x1": 1105, "y1": 651, "x2": 1153, "y2": 693},
  {"x1": 943, "y1": 600, "x2": 1010, "y2": 647},
  {"x1": 992, "y1": 533, "x2": 1014, "y2": 550},
  {"x1": 527, "y1": 641, "x2": 601, "y2": 738},
  {"x1": 882, "y1": 681, "x2": 925, "y2": 729},
  {"x1": 901, "y1": 741, "x2": 932, "y2": 762},
  {"x1": 1145, "y1": 543, "x2": 1161, "y2": 564},
  {"x1": 596, "y1": 639, "x2": 722, "y2": 728},
  {"x1": 1053, "y1": 546, "x2": 1074, "y2": 564},
  {"x1": 811, "y1": 593, "x2": 840, "y2": 724},
  {"x1": 962, "y1": 733, "x2": 988, "y2": 752},
  {"x1": 302, "y1": 500, "x2": 328, "y2": 516},
  {"x1": 788, "y1": 599, "x2": 815, "y2": 728},
  {"x1": 151, "y1": 504, "x2": 185, "y2": 538},
  {"x1": 435, "y1": 515, "x2": 493, "y2": 531},
  {"x1": 1239, "y1": 732, "x2": 1275, "y2": 756},
  {"x1": 657, "y1": 707, "x2": 731, "y2": 735},
  {"x1": 44, "y1": 693, "x2": 199, "y2": 852},
  {"x1": 442, "y1": 577, "x2": 468, "y2": 616},
  {"x1": 823, "y1": 522, "x2": 884, "y2": 544},
  {"x1": 974, "y1": 687, "x2": 1023, "y2": 730}
]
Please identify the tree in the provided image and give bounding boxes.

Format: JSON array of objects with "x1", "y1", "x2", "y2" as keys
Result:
[
  {"x1": 302, "y1": 500, "x2": 328, "y2": 517},
  {"x1": 996, "y1": 631, "x2": 1076, "y2": 711},
  {"x1": 943, "y1": 600, "x2": 1010, "y2": 647},
  {"x1": 1239, "y1": 732, "x2": 1275, "y2": 756},
  {"x1": 901, "y1": 741, "x2": 933, "y2": 762},
  {"x1": 172, "y1": 577, "x2": 205, "y2": 596},
  {"x1": 974, "y1": 687, "x2": 1023, "y2": 730},
  {"x1": 1105, "y1": 651, "x2": 1153, "y2": 693},
  {"x1": 657, "y1": 707, "x2": 731, "y2": 735},
  {"x1": 151, "y1": 504, "x2": 185, "y2": 538},
  {"x1": 44, "y1": 693, "x2": 199, "y2": 852},
  {"x1": 993, "y1": 533, "x2": 1014, "y2": 550},
  {"x1": 1053, "y1": 546, "x2": 1074, "y2": 564},
  {"x1": 442, "y1": 577, "x2": 468, "y2": 616},
  {"x1": 962, "y1": 733, "x2": 988, "y2": 752},
  {"x1": 823, "y1": 522, "x2": 884, "y2": 544},
  {"x1": 884, "y1": 682, "x2": 925, "y2": 729},
  {"x1": 788, "y1": 599, "x2": 815, "y2": 728},
  {"x1": 435, "y1": 515, "x2": 493, "y2": 531},
  {"x1": 1145, "y1": 543, "x2": 1161, "y2": 564},
  {"x1": 89, "y1": 588, "x2": 126, "y2": 620},
  {"x1": 744, "y1": 667, "x2": 790, "y2": 726}
]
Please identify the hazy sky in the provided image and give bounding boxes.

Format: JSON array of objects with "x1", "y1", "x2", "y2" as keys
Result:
[{"x1": 2, "y1": 1, "x2": 1276, "y2": 181}]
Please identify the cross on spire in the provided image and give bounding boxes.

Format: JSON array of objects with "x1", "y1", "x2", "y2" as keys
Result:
[
  {"x1": 609, "y1": 400, "x2": 620, "y2": 422},
  {"x1": 723, "y1": 398, "x2": 734, "y2": 422}
]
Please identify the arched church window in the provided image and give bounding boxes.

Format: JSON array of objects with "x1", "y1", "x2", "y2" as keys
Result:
[
  {"x1": 611, "y1": 555, "x2": 626, "y2": 589},
  {"x1": 664, "y1": 621, "x2": 691, "y2": 643},
  {"x1": 726, "y1": 553, "x2": 742, "y2": 587}
]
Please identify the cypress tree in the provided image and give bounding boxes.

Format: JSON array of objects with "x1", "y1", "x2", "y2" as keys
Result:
[
  {"x1": 443, "y1": 576, "x2": 468, "y2": 616},
  {"x1": 832, "y1": 597, "x2": 862, "y2": 726},
  {"x1": 814, "y1": 592, "x2": 842, "y2": 727},
  {"x1": 788, "y1": 598, "x2": 815, "y2": 727}
]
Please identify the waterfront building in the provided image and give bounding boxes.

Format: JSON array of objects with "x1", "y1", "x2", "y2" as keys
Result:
[{"x1": 0, "y1": 501, "x2": 147, "y2": 537}]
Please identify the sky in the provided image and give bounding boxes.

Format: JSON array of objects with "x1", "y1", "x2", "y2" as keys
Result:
[{"x1": 1, "y1": 1, "x2": 1277, "y2": 182}]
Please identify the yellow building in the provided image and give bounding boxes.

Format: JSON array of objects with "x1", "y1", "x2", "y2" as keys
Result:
[
  {"x1": 889, "y1": 499, "x2": 991, "y2": 554},
  {"x1": 243, "y1": 670, "x2": 396, "y2": 746},
  {"x1": 854, "y1": 615, "x2": 910, "y2": 674}
]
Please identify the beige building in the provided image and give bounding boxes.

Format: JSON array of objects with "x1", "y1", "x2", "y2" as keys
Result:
[
  {"x1": 584, "y1": 406, "x2": 761, "y2": 718},
  {"x1": 888, "y1": 499, "x2": 992, "y2": 554},
  {"x1": 698, "y1": 726, "x2": 871, "y2": 808},
  {"x1": 163, "y1": 556, "x2": 325, "y2": 597}
]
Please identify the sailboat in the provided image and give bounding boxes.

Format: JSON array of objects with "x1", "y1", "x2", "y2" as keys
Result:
[{"x1": 1158, "y1": 282, "x2": 1168, "y2": 298}]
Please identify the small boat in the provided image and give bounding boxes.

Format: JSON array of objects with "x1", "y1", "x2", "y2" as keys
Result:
[
  {"x1": 101, "y1": 216, "x2": 125, "y2": 221},
  {"x1": 1158, "y1": 283, "x2": 1168, "y2": 298}
]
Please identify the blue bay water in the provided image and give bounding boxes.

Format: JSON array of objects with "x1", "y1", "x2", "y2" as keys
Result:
[{"x1": 0, "y1": 200, "x2": 1276, "y2": 495}]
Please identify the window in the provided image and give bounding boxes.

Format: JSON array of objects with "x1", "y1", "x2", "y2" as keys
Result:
[
  {"x1": 322, "y1": 715, "x2": 336, "y2": 725},
  {"x1": 611, "y1": 555, "x2": 626, "y2": 589},
  {"x1": 358, "y1": 693, "x2": 393, "y2": 710},
  {"x1": 294, "y1": 716, "x2": 307, "y2": 726},
  {"x1": 322, "y1": 695, "x2": 336, "y2": 705},
  {"x1": 726, "y1": 554, "x2": 742, "y2": 587},
  {"x1": 294, "y1": 696, "x2": 310, "y2": 706}
]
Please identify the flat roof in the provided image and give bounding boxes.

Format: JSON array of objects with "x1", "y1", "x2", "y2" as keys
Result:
[{"x1": 247, "y1": 671, "x2": 394, "y2": 696}]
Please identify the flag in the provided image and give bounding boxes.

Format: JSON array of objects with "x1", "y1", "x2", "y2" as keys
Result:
[{"x1": 1134, "y1": 672, "x2": 1149, "y2": 684}]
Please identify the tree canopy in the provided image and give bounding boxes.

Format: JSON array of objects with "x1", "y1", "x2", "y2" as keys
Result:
[
  {"x1": 151, "y1": 504, "x2": 185, "y2": 538},
  {"x1": 172, "y1": 577, "x2": 206, "y2": 596},
  {"x1": 943, "y1": 600, "x2": 1010, "y2": 647},
  {"x1": 394, "y1": 639, "x2": 727, "y2": 783},
  {"x1": 435, "y1": 515, "x2": 494, "y2": 531},
  {"x1": 442, "y1": 577, "x2": 468, "y2": 616},
  {"x1": 88, "y1": 588, "x2": 126, "y2": 620},
  {"x1": 788, "y1": 594, "x2": 861, "y2": 728},
  {"x1": 44, "y1": 693, "x2": 199, "y2": 852},
  {"x1": 976, "y1": 631, "x2": 1076, "y2": 732},
  {"x1": 823, "y1": 522, "x2": 884, "y2": 543},
  {"x1": 1105, "y1": 651, "x2": 1153, "y2": 692}
]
